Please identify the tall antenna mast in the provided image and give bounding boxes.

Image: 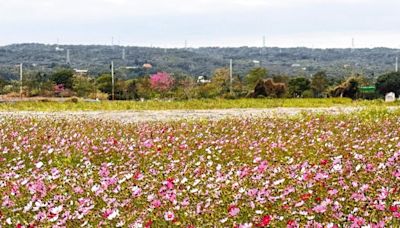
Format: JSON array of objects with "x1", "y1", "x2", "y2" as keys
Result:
[
  {"x1": 185, "y1": 40, "x2": 188, "y2": 49},
  {"x1": 66, "y1": 49, "x2": 70, "y2": 64},
  {"x1": 351, "y1": 38, "x2": 355, "y2": 53},
  {"x1": 261, "y1": 36, "x2": 266, "y2": 54},
  {"x1": 122, "y1": 48, "x2": 126, "y2": 60},
  {"x1": 263, "y1": 36, "x2": 266, "y2": 48},
  {"x1": 396, "y1": 56, "x2": 398, "y2": 72}
]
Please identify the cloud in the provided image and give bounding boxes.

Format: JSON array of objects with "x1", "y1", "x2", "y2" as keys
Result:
[{"x1": 0, "y1": 0, "x2": 399, "y2": 47}]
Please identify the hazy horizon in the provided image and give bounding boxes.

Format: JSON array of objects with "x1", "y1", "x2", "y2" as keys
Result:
[
  {"x1": 1, "y1": 0, "x2": 399, "y2": 49},
  {"x1": 2, "y1": 42, "x2": 400, "y2": 50}
]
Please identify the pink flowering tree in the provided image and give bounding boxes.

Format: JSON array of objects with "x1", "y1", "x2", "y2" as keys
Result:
[
  {"x1": 54, "y1": 84, "x2": 65, "y2": 97},
  {"x1": 150, "y1": 72, "x2": 174, "y2": 96}
]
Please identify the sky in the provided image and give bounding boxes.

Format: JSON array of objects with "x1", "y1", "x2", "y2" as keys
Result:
[{"x1": 0, "y1": 0, "x2": 399, "y2": 48}]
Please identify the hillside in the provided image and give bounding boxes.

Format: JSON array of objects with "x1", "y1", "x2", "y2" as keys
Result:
[{"x1": 0, "y1": 43, "x2": 398, "y2": 80}]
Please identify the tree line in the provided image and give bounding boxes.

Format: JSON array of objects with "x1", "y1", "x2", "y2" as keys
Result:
[{"x1": 0, "y1": 67, "x2": 398, "y2": 100}]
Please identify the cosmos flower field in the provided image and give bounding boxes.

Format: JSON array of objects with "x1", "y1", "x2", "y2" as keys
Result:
[{"x1": 1, "y1": 111, "x2": 400, "y2": 227}]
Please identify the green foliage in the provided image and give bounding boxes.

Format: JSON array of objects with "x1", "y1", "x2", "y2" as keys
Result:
[
  {"x1": 174, "y1": 75, "x2": 196, "y2": 100},
  {"x1": 288, "y1": 77, "x2": 311, "y2": 98},
  {"x1": 0, "y1": 78, "x2": 8, "y2": 94},
  {"x1": 51, "y1": 69, "x2": 74, "y2": 89},
  {"x1": 211, "y1": 68, "x2": 230, "y2": 96},
  {"x1": 73, "y1": 75, "x2": 95, "y2": 98},
  {"x1": 302, "y1": 89, "x2": 314, "y2": 98},
  {"x1": 125, "y1": 80, "x2": 139, "y2": 100},
  {"x1": 136, "y1": 76, "x2": 154, "y2": 99},
  {"x1": 376, "y1": 72, "x2": 400, "y2": 96},
  {"x1": 96, "y1": 74, "x2": 112, "y2": 95},
  {"x1": 23, "y1": 72, "x2": 54, "y2": 97},
  {"x1": 244, "y1": 67, "x2": 268, "y2": 91},
  {"x1": 311, "y1": 71, "x2": 329, "y2": 98}
]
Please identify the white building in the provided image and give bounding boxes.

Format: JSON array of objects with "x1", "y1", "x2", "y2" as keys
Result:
[
  {"x1": 385, "y1": 92, "x2": 396, "y2": 102},
  {"x1": 74, "y1": 69, "x2": 89, "y2": 76},
  {"x1": 197, "y1": 76, "x2": 211, "y2": 84}
]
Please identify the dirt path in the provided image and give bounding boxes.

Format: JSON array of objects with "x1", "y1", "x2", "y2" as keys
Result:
[{"x1": 0, "y1": 107, "x2": 380, "y2": 123}]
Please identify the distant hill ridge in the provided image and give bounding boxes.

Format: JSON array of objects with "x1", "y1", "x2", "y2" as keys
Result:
[{"x1": 0, "y1": 43, "x2": 398, "y2": 80}]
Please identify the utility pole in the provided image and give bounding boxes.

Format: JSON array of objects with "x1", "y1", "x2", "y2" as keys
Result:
[
  {"x1": 111, "y1": 61, "x2": 115, "y2": 101},
  {"x1": 229, "y1": 59, "x2": 233, "y2": 95},
  {"x1": 122, "y1": 48, "x2": 126, "y2": 60},
  {"x1": 19, "y1": 63, "x2": 23, "y2": 99},
  {"x1": 66, "y1": 49, "x2": 70, "y2": 64}
]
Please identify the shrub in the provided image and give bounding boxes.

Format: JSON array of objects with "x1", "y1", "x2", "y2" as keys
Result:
[
  {"x1": 68, "y1": 96, "x2": 79, "y2": 103},
  {"x1": 88, "y1": 91, "x2": 109, "y2": 100}
]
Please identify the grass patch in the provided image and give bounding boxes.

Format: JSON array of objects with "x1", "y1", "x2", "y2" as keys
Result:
[{"x1": 0, "y1": 98, "x2": 393, "y2": 111}]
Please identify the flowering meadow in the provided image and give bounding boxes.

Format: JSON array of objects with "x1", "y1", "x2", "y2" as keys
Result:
[{"x1": 0, "y1": 111, "x2": 400, "y2": 227}]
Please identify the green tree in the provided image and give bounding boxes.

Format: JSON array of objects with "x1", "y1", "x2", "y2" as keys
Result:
[
  {"x1": 73, "y1": 75, "x2": 95, "y2": 98},
  {"x1": 244, "y1": 67, "x2": 268, "y2": 91},
  {"x1": 96, "y1": 74, "x2": 112, "y2": 95},
  {"x1": 311, "y1": 71, "x2": 328, "y2": 98},
  {"x1": 125, "y1": 79, "x2": 138, "y2": 100},
  {"x1": 136, "y1": 76, "x2": 154, "y2": 99},
  {"x1": 175, "y1": 75, "x2": 196, "y2": 100},
  {"x1": 51, "y1": 69, "x2": 74, "y2": 89},
  {"x1": 211, "y1": 68, "x2": 230, "y2": 96},
  {"x1": 0, "y1": 78, "x2": 8, "y2": 94},
  {"x1": 376, "y1": 72, "x2": 400, "y2": 96},
  {"x1": 288, "y1": 77, "x2": 311, "y2": 98}
]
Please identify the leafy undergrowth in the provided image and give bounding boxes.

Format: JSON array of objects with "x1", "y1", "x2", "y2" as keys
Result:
[{"x1": 0, "y1": 111, "x2": 399, "y2": 227}]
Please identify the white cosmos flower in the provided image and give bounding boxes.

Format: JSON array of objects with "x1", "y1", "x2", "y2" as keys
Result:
[
  {"x1": 91, "y1": 184, "x2": 100, "y2": 192},
  {"x1": 50, "y1": 205, "x2": 63, "y2": 214},
  {"x1": 107, "y1": 209, "x2": 119, "y2": 220},
  {"x1": 24, "y1": 201, "x2": 33, "y2": 212},
  {"x1": 333, "y1": 163, "x2": 342, "y2": 171},
  {"x1": 35, "y1": 161, "x2": 43, "y2": 169},
  {"x1": 273, "y1": 179, "x2": 285, "y2": 185},
  {"x1": 220, "y1": 217, "x2": 228, "y2": 223}
]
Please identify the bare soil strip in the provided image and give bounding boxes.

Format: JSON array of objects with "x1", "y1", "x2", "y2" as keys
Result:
[{"x1": 0, "y1": 107, "x2": 380, "y2": 123}]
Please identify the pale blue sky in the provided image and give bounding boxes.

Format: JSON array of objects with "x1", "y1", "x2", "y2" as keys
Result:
[{"x1": 0, "y1": 0, "x2": 399, "y2": 48}]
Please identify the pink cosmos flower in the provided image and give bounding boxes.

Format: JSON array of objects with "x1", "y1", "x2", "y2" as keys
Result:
[
  {"x1": 328, "y1": 189, "x2": 338, "y2": 196},
  {"x1": 143, "y1": 139, "x2": 153, "y2": 148},
  {"x1": 131, "y1": 186, "x2": 142, "y2": 197},
  {"x1": 151, "y1": 200, "x2": 161, "y2": 208},
  {"x1": 313, "y1": 204, "x2": 327, "y2": 213},
  {"x1": 228, "y1": 205, "x2": 240, "y2": 217},
  {"x1": 164, "y1": 211, "x2": 175, "y2": 221}
]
